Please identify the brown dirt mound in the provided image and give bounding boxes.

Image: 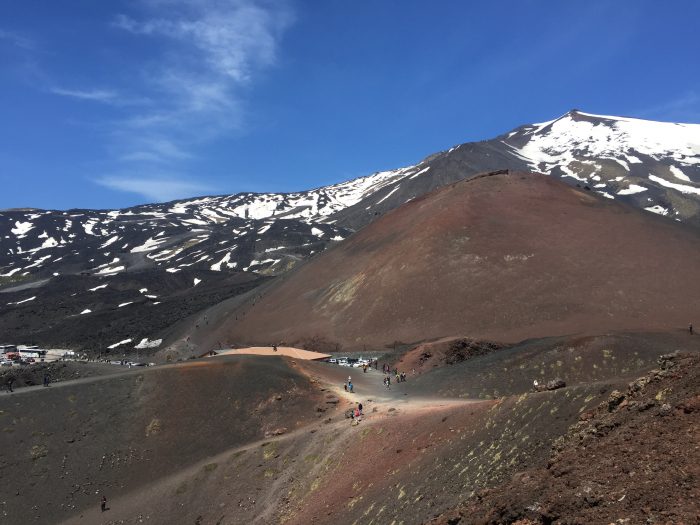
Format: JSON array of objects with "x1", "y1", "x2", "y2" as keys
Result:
[
  {"x1": 394, "y1": 337, "x2": 505, "y2": 373},
  {"x1": 427, "y1": 351, "x2": 700, "y2": 525},
  {"x1": 220, "y1": 172, "x2": 700, "y2": 350},
  {"x1": 0, "y1": 356, "x2": 323, "y2": 525}
]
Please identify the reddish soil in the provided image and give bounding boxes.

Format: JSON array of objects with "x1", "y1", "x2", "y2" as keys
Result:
[
  {"x1": 218, "y1": 172, "x2": 700, "y2": 350},
  {"x1": 1, "y1": 336, "x2": 697, "y2": 525},
  {"x1": 428, "y1": 352, "x2": 700, "y2": 525}
]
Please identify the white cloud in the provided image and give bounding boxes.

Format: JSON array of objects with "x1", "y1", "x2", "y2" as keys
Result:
[
  {"x1": 94, "y1": 174, "x2": 215, "y2": 202},
  {"x1": 0, "y1": 29, "x2": 34, "y2": 50},
  {"x1": 50, "y1": 87, "x2": 120, "y2": 103},
  {"x1": 68, "y1": 0, "x2": 294, "y2": 194},
  {"x1": 113, "y1": 1, "x2": 289, "y2": 83},
  {"x1": 118, "y1": 137, "x2": 193, "y2": 162}
]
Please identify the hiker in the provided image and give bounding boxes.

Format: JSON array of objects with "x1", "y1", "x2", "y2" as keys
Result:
[
  {"x1": 101, "y1": 495, "x2": 107, "y2": 512},
  {"x1": 690, "y1": 323, "x2": 694, "y2": 335},
  {"x1": 6, "y1": 377, "x2": 14, "y2": 393},
  {"x1": 43, "y1": 373, "x2": 50, "y2": 387},
  {"x1": 344, "y1": 381, "x2": 348, "y2": 392},
  {"x1": 354, "y1": 407, "x2": 361, "y2": 421},
  {"x1": 363, "y1": 363, "x2": 367, "y2": 373},
  {"x1": 348, "y1": 382, "x2": 354, "y2": 393},
  {"x1": 358, "y1": 402, "x2": 363, "y2": 415}
]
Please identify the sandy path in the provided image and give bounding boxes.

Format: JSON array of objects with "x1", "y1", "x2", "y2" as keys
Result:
[{"x1": 57, "y1": 359, "x2": 481, "y2": 525}]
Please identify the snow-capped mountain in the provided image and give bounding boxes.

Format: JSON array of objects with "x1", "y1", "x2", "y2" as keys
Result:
[
  {"x1": 1, "y1": 110, "x2": 700, "y2": 353},
  {"x1": 2, "y1": 110, "x2": 699, "y2": 286},
  {"x1": 502, "y1": 110, "x2": 700, "y2": 215},
  {"x1": 0, "y1": 167, "x2": 415, "y2": 282}
]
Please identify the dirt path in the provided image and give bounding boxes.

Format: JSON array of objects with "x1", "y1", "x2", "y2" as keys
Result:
[{"x1": 57, "y1": 360, "x2": 482, "y2": 525}]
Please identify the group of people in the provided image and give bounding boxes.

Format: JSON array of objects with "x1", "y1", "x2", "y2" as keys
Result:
[
  {"x1": 344, "y1": 376, "x2": 354, "y2": 393},
  {"x1": 382, "y1": 366, "x2": 408, "y2": 382},
  {"x1": 350, "y1": 402, "x2": 363, "y2": 425}
]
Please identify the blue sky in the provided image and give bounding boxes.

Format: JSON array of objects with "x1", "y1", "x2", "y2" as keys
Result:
[{"x1": 1, "y1": 0, "x2": 699, "y2": 210}]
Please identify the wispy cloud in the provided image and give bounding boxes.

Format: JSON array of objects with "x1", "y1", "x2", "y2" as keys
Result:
[
  {"x1": 0, "y1": 29, "x2": 35, "y2": 50},
  {"x1": 66, "y1": 0, "x2": 294, "y2": 199},
  {"x1": 50, "y1": 87, "x2": 120, "y2": 103},
  {"x1": 118, "y1": 137, "x2": 193, "y2": 162},
  {"x1": 94, "y1": 174, "x2": 215, "y2": 202},
  {"x1": 113, "y1": 1, "x2": 288, "y2": 83}
]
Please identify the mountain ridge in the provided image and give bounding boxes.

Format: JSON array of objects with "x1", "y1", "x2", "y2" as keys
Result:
[{"x1": 2, "y1": 110, "x2": 700, "y2": 353}]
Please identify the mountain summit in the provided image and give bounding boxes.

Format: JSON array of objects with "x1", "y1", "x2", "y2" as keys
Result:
[{"x1": 1, "y1": 111, "x2": 699, "y2": 351}]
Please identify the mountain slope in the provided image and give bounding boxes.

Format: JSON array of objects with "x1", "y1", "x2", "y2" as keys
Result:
[
  {"x1": 2, "y1": 111, "x2": 699, "y2": 284},
  {"x1": 2, "y1": 110, "x2": 700, "y2": 353},
  {"x1": 219, "y1": 171, "x2": 700, "y2": 349}
]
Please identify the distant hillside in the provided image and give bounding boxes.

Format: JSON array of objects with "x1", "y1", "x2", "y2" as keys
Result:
[
  {"x1": 219, "y1": 171, "x2": 700, "y2": 350},
  {"x1": 2, "y1": 110, "x2": 699, "y2": 353}
]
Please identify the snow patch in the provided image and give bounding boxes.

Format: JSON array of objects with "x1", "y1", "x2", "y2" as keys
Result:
[
  {"x1": 376, "y1": 185, "x2": 400, "y2": 205},
  {"x1": 135, "y1": 338, "x2": 162, "y2": 349},
  {"x1": 7, "y1": 296, "x2": 36, "y2": 305},
  {"x1": 649, "y1": 174, "x2": 700, "y2": 195},
  {"x1": 108, "y1": 338, "x2": 132, "y2": 349},
  {"x1": 669, "y1": 165, "x2": 691, "y2": 182},
  {"x1": 617, "y1": 184, "x2": 648, "y2": 195},
  {"x1": 11, "y1": 221, "x2": 33, "y2": 237},
  {"x1": 645, "y1": 205, "x2": 669, "y2": 216}
]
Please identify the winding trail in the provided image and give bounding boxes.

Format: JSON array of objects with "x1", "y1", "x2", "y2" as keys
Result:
[{"x1": 54, "y1": 357, "x2": 482, "y2": 525}]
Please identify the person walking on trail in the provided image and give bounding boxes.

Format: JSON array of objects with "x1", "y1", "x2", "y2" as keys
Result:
[
  {"x1": 43, "y1": 373, "x2": 50, "y2": 387},
  {"x1": 358, "y1": 402, "x2": 363, "y2": 415},
  {"x1": 6, "y1": 376, "x2": 14, "y2": 393},
  {"x1": 690, "y1": 323, "x2": 694, "y2": 335},
  {"x1": 348, "y1": 381, "x2": 354, "y2": 393},
  {"x1": 101, "y1": 495, "x2": 107, "y2": 512}
]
